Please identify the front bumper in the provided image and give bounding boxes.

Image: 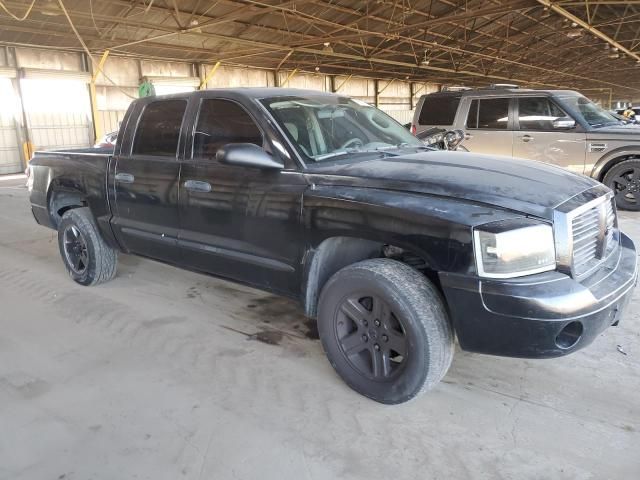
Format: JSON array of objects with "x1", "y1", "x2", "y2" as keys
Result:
[{"x1": 440, "y1": 232, "x2": 637, "y2": 358}]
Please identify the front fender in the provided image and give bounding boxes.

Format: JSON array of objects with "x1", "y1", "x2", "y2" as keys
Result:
[{"x1": 302, "y1": 185, "x2": 524, "y2": 274}]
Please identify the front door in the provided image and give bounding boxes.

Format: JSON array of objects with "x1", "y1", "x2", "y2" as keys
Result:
[
  {"x1": 111, "y1": 98, "x2": 187, "y2": 263},
  {"x1": 178, "y1": 97, "x2": 306, "y2": 297},
  {"x1": 513, "y1": 96, "x2": 587, "y2": 174},
  {"x1": 462, "y1": 97, "x2": 513, "y2": 157}
]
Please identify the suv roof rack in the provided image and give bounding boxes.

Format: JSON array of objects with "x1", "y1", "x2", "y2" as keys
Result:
[
  {"x1": 487, "y1": 83, "x2": 519, "y2": 89},
  {"x1": 441, "y1": 86, "x2": 472, "y2": 92}
]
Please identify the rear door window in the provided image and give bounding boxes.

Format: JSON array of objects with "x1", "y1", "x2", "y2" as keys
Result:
[
  {"x1": 192, "y1": 99, "x2": 263, "y2": 160},
  {"x1": 518, "y1": 97, "x2": 568, "y2": 130},
  {"x1": 418, "y1": 96, "x2": 460, "y2": 125},
  {"x1": 132, "y1": 99, "x2": 187, "y2": 157},
  {"x1": 467, "y1": 98, "x2": 509, "y2": 129}
]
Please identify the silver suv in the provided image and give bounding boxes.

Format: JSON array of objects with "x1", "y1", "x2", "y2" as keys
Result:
[{"x1": 412, "y1": 87, "x2": 640, "y2": 210}]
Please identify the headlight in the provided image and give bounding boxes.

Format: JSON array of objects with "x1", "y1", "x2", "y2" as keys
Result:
[{"x1": 473, "y1": 220, "x2": 555, "y2": 278}]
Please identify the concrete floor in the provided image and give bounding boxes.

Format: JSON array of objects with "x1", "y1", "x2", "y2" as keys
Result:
[{"x1": 0, "y1": 174, "x2": 638, "y2": 480}]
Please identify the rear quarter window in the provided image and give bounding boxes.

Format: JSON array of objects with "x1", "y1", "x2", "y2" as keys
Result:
[{"x1": 418, "y1": 96, "x2": 460, "y2": 125}]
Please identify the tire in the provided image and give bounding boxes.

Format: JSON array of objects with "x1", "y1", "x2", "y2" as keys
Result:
[
  {"x1": 57, "y1": 207, "x2": 118, "y2": 286},
  {"x1": 603, "y1": 159, "x2": 640, "y2": 211},
  {"x1": 317, "y1": 258, "x2": 454, "y2": 404}
]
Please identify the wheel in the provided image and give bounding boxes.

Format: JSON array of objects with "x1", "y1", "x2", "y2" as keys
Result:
[
  {"x1": 57, "y1": 207, "x2": 118, "y2": 286},
  {"x1": 603, "y1": 159, "x2": 640, "y2": 211},
  {"x1": 317, "y1": 258, "x2": 454, "y2": 404}
]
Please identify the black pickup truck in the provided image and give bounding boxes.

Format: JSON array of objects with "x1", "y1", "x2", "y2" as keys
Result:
[{"x1": 28, "y1": 88, "x2": 637, "y2": 404}]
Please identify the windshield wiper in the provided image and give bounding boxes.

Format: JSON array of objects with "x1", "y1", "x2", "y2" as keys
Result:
[{"x1": 314, "y1": 150, "x2": 351, "y2": 161}]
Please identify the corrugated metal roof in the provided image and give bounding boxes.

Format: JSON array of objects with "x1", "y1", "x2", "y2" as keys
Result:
[{"x1": 0, "y1": 0, "x2": 639, "y2": 98}]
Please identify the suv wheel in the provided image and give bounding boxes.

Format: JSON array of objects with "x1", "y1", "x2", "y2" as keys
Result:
[
  {"x1": 603, "y1": 159, "x2": 640, "y2": 211},
  {"x1": 317, "y1": 258, "x2": 454, "y2": 404},
  {"x1": 57, "y1": 207, "x2": 118, "y2": 286}
]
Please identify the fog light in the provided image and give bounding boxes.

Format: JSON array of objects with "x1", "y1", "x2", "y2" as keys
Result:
[{"x1": 555, "y1": 321, "x2": 584, "y2": 349}]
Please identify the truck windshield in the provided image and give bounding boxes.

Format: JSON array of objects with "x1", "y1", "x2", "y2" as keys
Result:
[
  {"x1": 555, "y1": 92, "x2": 620, "y2": 128},
  {"x1": 260, "y1": 95, "x2": 422, "y2": 161}
]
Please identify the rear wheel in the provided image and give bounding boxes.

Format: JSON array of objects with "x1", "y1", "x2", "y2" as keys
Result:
[
  {"x1": 603, "y1": 159, "x2": 640, "y2": 211},
  {"x1": 317, "y1": 259, "x2": 454, "y2": 404},
  {"x1": 57, "y1": 208, "x2": 118, "y2": 286}
]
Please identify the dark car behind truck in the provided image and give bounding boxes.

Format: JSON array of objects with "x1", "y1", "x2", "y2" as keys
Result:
[{"x1": 28, "y1": 88, "x2": 637, "y2": 404}]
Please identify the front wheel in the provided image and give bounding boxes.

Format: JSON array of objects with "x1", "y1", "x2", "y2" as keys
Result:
[
  {"x1": 603, "y1": 159, "x2": 640, "y2": 211},
  {"x1": 317, "y1": 259, "x2": 454, "y2": 404},
  {"x1": 57, "y1": 207, "x2": 118, "y2": 286}
]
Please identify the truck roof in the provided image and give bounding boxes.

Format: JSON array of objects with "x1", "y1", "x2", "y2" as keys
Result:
[{"x1": 137, "y1": 87, "x2": 337, "y2": 103}]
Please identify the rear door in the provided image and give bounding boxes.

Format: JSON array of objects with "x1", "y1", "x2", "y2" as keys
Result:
[
  {"x1": 178, "y1": 97, "x2": 306, "y2": 296},
  {"x1": 513, "y1": 96, "x2": 587, "y2": 174},
  {"x1": 462, "y1": 97, "x2": 513, "y2": 157},
  {"x1": 111, "y1": 98, "x2": 187, "y2": 263}
]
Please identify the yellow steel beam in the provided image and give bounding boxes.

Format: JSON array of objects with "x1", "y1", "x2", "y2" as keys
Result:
[
  {"x1": 90, "y1": 50, "x2": 110, "y2": 143},
  {"x1": 412, "y1": 83, "x2": 428, "y2": 97},
  {"x1": 92, "y1": 49, "x2": 110, "y2": 82},
  {"x1": 334, "y1": 73, "x2": 352, "y2": 92},
  {"x1": 281, "y1": 68, "x2": 298, "y2": 87},
  {"x1": 537, "y1": 0, "x2": 640, "y2": 63},
  {"x1": 200, "y1": 61, "x2": 221, "y2": 90},
  {"x1": 377, "y1": 78, "x2": 396, "y2": 95}
]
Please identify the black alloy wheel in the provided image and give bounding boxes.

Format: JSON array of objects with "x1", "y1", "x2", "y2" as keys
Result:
[
  {"x1": 62, "y1": 224, "x2": 89, "y2": 274},
  {"x1": 317, "y1": 258, "x2": 454, "y2": 404},
  {"x1": 604, "y1": 159, "x2": 640, "y2": 211},
  {"x1": 334, "y1": 294, "x2": 408, "y2": 380},
  {"x1": 57, "y1": 207, "x2": 118, "y2": 286}
]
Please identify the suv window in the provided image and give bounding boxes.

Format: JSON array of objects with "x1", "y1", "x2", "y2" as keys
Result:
[
  {"x1": 418, "y1": 96, "x2": 460, "y2": 125},
  {"x1": 467, "y1": 98, "x2": 509, "y2": 130},
  {"x1": 132, "y1": 100, "x2": 187, "y2": 157},
  {"x1": 193, "y1": 99, "x2": 263, "y2": 159},
  {"x1": 518, "y1": 97, "x2": 567, "y2": 130}
]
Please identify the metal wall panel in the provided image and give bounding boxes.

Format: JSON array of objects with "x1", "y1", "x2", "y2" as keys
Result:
[
  {"x1": 334, "y1": 76, "x2": 376, "y2": 104},
  {"x1": 15, "y1": 48, "x2": 83, "y2": 71},
  {"x1": 0, "y1": 78, "x2": 22, "y2": 174},
  {"x1": 380, "y1": 109, "x2": 414, "y2": 125},
  {"x1": 278, "y1": 71, "x2": 326, "y2": 91},
  {"x1": 141, "y1": 60, "x2": 192, "y2": 77},
  {"x1": 99, "y1": 110, "x2": 126, "y2": 136},
  {"x1": 21, "y1": 79, "x2": 92, "y2": 151},
  {"x1": 205, "y1": 65, "x2": 274, "y2": 88},
  {"x1": 95, "y1": 57, "x2": 139, "y2": 87}
]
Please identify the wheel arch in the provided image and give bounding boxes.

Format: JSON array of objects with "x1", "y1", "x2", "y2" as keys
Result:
[
  {"x1": 592, "y1": 147, "x2": 640, "y2": 182},
  {"x1": 302, "y1": 236, "x2": 438, "y2": 318},
  {"x1": 47, "y1": 182, "x2": 89, "y2": 228}
]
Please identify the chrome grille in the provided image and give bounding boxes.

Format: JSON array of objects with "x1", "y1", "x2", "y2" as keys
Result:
[{"x1": 570, "y1": 196, "x2": 617, "y2": 278}]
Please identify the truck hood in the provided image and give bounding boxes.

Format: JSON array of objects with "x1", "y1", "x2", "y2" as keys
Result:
[
  {"x1": 586, "y1": 123, "x2": 640, "y2": 140},
  {"x1": 305, "y1": 150, "x2": 600, "y2": 219}
]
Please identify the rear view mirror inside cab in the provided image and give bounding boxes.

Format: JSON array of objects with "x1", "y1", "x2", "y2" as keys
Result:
[{"x1": 317, "y1": 107, "x2": 346, "y2": 119}]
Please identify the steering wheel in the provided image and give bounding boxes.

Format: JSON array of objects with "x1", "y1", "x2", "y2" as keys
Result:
[{"x1": 340, "y1": 138, "x2": 364, "y2": 150}]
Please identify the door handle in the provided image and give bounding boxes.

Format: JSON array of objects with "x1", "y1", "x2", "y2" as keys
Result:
[
  {"x1": 464, "y1": 133, "x2": 473, "y2": 140},
  {"x1": 115, "y1": 172, "x2": 135, "y2": 183},
  {"x1": 521, "y1": 134, "x2": 533, "y2": 142},
  {"x1": 184, "y1": 180, "x2": 212, "y2": 193}
]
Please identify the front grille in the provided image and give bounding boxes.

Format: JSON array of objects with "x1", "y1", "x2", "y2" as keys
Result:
[{"x1": 571, "y1": 196, "x2": 617, "y2": 277}]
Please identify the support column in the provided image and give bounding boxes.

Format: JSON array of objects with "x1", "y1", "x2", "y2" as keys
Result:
[
  {"x1": 409, "y1": 82, "x2": 415, "y2": 110},
  {"x1": 374, "y1": 79, "x2": 379, "y2": 107}
]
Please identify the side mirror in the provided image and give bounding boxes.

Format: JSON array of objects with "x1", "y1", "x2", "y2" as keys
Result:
[
  {"x1": 444, "y1": 129, "x2": 465, "y2": 150},
  {"x1": 552, "y1": 117, "x2": 576, "y2": 130},
  {"x1": 216, "y1": 143, "x2": 284, "y2": 170}
]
